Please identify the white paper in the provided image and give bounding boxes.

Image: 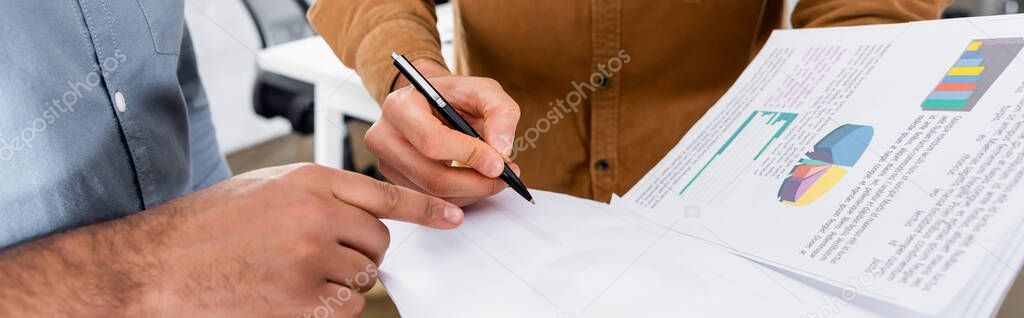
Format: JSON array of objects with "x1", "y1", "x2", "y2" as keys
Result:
[
  {"x1": 621, "y1": 14, "x2": 1024, "y2": 314},
  {"x1": 380, "y1": 190, "x2": 659, "y2": 317},
  {"x1": 381, "y1": 191, "x2": 891, "y2": 317},
  {"x1": 382, "y1": 189, "x2": 1024, "y2": 317}
]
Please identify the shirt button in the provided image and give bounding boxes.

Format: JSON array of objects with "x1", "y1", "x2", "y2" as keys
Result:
[
  {"x1": 597, "y1": 75, "x2": 610, "y2": 88},
  {"x1": 114, "y1": 90, "x2": 127, "y2": 113},
  {"x1": 595, "y1": 159, "x2": 611, "y2": 171}
]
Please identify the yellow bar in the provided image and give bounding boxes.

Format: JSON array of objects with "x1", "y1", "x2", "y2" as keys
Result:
[
  {"x1": 948, "y1": 66, "x2": 985, "y2": 76},
  {"x1": 967, "y1": 41, "x2": 983, "y2": 51}
]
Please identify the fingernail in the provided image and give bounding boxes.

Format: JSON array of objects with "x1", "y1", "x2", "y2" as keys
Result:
[
  {"x1": 431, "y1": 204, "x2": 447, "y2": 220},
  {"x1": 485, "y1": 157, "x2": 504, "y2": 177},
  {"x1": 443, "y1": 205, "x2": 463, "y2": 224},
  {"x1": 496, "y1": 135, "x2": 514, "y2": 158}
]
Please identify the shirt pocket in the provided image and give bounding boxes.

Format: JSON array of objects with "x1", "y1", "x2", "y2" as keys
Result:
[{"x1": 135, "y1": 0, "x2": 184, "y2": 55}]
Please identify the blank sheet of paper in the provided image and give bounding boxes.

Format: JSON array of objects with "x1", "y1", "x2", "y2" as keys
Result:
[{"x1": 379, "y1": 190, "x2": 896, "y2": 317}]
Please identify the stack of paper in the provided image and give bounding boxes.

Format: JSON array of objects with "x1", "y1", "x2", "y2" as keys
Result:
[
  {"x1": 378, "y1": 14, "x2": 1024, "y2": 317},
  {"x1": 381, "y1": 189, "x2": 1024, "y2": 317}
]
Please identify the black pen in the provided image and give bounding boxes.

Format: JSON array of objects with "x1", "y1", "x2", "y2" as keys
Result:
[{"x1": 391, "y1": 52, "x2": 534, "y2": 205}]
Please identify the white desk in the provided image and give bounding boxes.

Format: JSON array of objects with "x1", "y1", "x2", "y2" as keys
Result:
[{"x1": 255, "y1": 4, "x2": 454, "y2": 168}]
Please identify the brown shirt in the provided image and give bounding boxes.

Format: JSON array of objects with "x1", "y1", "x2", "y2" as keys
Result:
[{"x1": 309, "y1": 0, "x2": 943, "y2": 202}]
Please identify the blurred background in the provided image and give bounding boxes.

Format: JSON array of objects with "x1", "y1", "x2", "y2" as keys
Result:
[
  {"x1": 184, "y1": 0, "x2": 1024, "y2": 316},
  {"x1": 946, "y1": 0, "x2": 1022, "y2": 17}
]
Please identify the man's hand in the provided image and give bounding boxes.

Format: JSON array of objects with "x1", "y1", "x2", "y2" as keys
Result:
[
  {"x1": 0, "y1": 163, "x2": 463, "y2": 317},
  {"x1": 367, "y1": 59, "x2": 522, "y2": 206}
]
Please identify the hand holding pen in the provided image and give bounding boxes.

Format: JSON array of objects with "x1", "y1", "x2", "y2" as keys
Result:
[{"x1": 362, "y1": 54, "x2": 532, "y2": 206}]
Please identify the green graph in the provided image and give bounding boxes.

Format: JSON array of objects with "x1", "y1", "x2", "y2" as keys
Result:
[{"x1": 679, "y1": 111, "x2": 798, "y2": 196}]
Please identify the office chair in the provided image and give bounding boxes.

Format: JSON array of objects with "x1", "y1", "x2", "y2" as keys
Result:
[{"x1": 240, "y1": 0, "x2": 317, "y2": 134}]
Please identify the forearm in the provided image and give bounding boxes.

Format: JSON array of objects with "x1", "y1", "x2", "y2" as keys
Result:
[
  {"x1": 792, "y1": 0, "x2": 945, "y2": 28},
  {"x1": 0, "y1": 208, "x2": 174, "y2": 316},
  {"x1": 308, "y1": 0, "x2": 447, "y2": 103}
]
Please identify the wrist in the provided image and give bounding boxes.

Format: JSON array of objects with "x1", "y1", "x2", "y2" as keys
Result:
[
  {"x1": 125, "y1": 204, "x2": 203, "y2": 316},
  {"x1": 104, "y1": 207, "x2": 189, "y2": 316}
]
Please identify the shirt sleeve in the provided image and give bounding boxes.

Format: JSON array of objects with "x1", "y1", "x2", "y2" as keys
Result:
[
  {"x1": 792, "y1": 0, "x2": 945, "y2": 28},
  {"x1": 178, "y1": 26, "x2": 232, "y2": 190},
  {"x1": 307, "y1": 0, "x2": 447, "y2": 104}
]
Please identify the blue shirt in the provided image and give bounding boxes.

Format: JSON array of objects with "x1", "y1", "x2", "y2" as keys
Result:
[{"x1": 0, "y1": 1, "x2": 231, "y2": 248}]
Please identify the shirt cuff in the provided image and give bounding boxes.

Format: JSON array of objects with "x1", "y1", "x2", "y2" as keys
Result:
[{"x1": 354, "y1": 19, "x2": 448, "y2": 104}]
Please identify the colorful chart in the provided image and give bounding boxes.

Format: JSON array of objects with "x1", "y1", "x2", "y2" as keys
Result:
[
  {"x1": 679, "y1": 111, "x2": 797, "y2": 198},
  {"x1": 922, "y1": 38, "x2": 1024, "y2": 112},
  {"x1": 778, "y1": 124, "x2": 873, "y2": 206}
]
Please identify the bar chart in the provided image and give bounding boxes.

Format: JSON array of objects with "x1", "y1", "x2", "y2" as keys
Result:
[{"x1": 922, "y1": 38, "x2": 1024, "y2": 112}]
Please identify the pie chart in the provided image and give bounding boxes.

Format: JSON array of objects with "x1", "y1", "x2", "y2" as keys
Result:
[{"x1": 778, "y1": 124, "x2": 873, "y2": 206}]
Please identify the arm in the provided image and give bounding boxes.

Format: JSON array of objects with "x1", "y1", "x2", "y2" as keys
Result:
[
  {"x1": 0, "y1": 208, "x2": 167, "y2": 316},
  {"x1": 0, "y1": 164, "x2": 464, "y2": 317},
  {"x1": 308, "y1": 0, "x2": 448, "y2": 104},
  {"x1": 792, "y1": 0, "x2": 946, "y2": 28}
]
